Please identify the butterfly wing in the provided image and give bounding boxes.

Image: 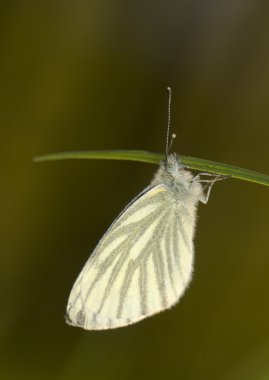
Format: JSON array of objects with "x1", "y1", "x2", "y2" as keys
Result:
[{"x1": 66, "y1": 184, "x2": 195, "y2": 330}]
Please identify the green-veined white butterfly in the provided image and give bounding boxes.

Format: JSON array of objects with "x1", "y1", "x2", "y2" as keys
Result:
[{"x1": 66, "y1": 88, "x2": 226, "y2": 330}]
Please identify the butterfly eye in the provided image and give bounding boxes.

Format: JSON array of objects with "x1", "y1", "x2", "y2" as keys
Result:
[{"x1": 165, "y1": 162, "x2": 177, "y2": 174}]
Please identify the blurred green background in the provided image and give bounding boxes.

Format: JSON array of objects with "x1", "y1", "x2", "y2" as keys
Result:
[{"x1": 1, "y1": 1, "x2": 269, "y2": 379}]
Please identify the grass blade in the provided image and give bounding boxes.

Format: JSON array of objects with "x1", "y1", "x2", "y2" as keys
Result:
[{"x1": 34, "y1": 150, "x2": 269, "y2": 187}]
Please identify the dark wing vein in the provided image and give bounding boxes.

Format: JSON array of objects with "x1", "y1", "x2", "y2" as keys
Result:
[{"x1": 116, "y1": 210, "x2": 169, "y2": 318}]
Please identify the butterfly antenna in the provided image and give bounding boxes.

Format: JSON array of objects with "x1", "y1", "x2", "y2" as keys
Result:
[{"x1": 165, "y1": 87, "x2": 176, "y2": 159}]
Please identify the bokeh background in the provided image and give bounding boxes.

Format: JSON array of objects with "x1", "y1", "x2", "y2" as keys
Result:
[{"x1": 1, "y1": 1, "x2": 269, "y2": 379}]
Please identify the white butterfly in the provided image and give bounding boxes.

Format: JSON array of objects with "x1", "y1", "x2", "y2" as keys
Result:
[{"x1": 66, "y1": 88, "x2": 225, "y2": 330}]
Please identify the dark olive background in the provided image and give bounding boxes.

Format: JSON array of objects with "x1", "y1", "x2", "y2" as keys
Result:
[{"x1": 1, "y1": 1, "x2": 269, "y2": 380}]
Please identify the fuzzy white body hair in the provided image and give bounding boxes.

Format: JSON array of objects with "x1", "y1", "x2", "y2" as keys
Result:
[
  {"x1": 151, "y1": 156, "x2": 204, "y2": 211},
  {"x1": 66, "y1": 154, "x2": 205, "y2": 330}
]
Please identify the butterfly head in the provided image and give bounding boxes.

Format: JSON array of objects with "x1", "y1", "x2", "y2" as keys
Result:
[{"x1": 164, "y1": 153, "x2": 183, "y2": 175}]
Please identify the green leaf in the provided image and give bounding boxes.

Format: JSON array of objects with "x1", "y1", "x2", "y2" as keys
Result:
[{"x1": 33, "y1": 150, "x2": 269, "y2": 187}]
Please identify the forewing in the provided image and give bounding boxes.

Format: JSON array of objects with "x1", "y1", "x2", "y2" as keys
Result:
[{"x1": 66, "y1": 184, "x2": 195, "y2": 330}]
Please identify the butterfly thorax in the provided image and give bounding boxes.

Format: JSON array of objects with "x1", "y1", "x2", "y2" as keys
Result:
[{"x1": 151, "y1": 154, "x2": 203, "y2": 204}]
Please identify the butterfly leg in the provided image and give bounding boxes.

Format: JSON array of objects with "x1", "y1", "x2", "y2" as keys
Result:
[
  {"x1": 192, "y1": 172, "x2": 225, "y2": 182},
  {"x1": 200, "y1": 178, "x2": 218, "y2": 204},
  {"x1": 192, "y1": 173, "x2": 229, "y2": 204}
]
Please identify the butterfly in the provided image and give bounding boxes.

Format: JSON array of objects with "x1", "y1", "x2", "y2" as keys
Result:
[{"x1": 66, "y1": 88, "x2": 226, "y2": 330}]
